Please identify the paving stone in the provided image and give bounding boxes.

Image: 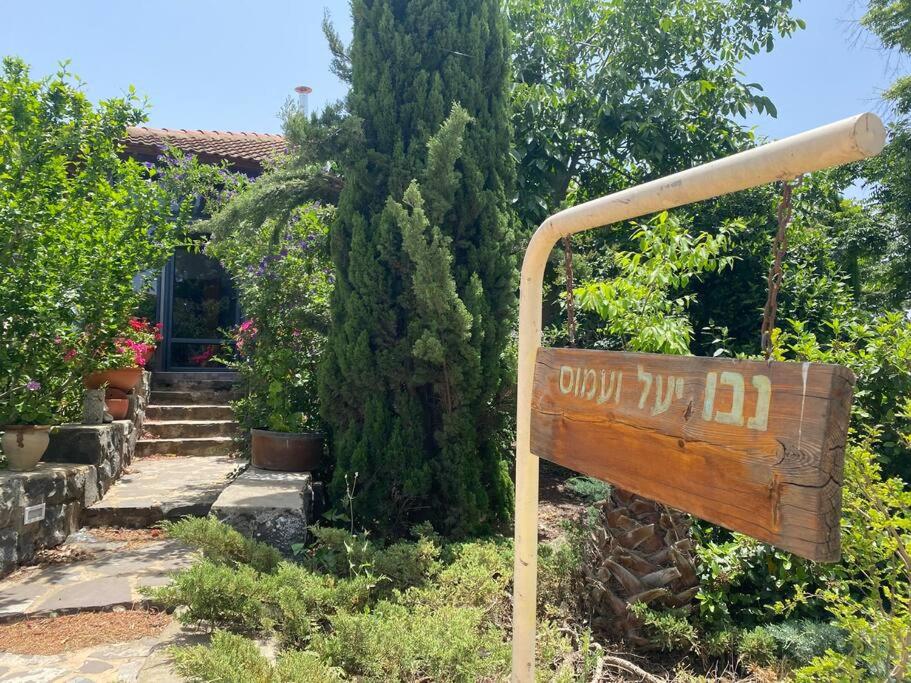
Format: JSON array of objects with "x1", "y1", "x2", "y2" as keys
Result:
[
  {"x1": 78, "y1": 659, "x2": 112, "y2": 673},
  {"x1": 33, "y1": 576, "x2": 132, "y2": 612},
  {"x1": 0, "y1": 622, "x2": 193, "y2": 682},
  {"x1": 0, "y1": 536, "x2": 193, "y2": 618},
  {"x1": 0, "y1": 665, "x2": 65, "y2": 682}
]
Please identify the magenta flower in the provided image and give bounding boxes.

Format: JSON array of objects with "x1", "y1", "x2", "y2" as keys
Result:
[{"x1": 26, "y1": 380, "x2": 41, "y2": 391}]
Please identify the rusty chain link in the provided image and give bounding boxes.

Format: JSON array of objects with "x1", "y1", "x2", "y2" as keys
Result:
[{"x1": 760, "y1": 180, "x2": 796, "y2": 359}]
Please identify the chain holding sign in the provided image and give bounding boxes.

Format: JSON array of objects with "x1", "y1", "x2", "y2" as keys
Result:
[{"x1": 510, "y1": 113, "x2": 886, "y2": 682}]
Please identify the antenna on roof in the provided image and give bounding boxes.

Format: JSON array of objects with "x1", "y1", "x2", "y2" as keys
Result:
[{"x1": 294, "y1": 86, "x2": 312, "y2": 117}]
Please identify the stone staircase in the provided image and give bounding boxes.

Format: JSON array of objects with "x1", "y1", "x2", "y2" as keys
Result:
[
  {"x1": 139, "y1": 372, "x2": 242, "y2": 458},
  {"x1": 82, "y1": 372, "x2": 244, "y2": 528}
]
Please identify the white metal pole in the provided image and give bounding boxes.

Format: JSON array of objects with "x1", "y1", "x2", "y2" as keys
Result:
[{"x1": 510, "y1": 112, "x2": 886, "y2": 682}]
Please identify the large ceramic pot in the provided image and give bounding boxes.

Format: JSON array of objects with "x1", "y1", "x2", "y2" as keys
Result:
[
  {"x1": 83, "y1": 367, "x2": 143, "y2": 392},
  {"x1": 251, "y1": 429, "x2": 324, "y2": 472},
  {"x1": 1, "y1": 425, "x2": 51, "y2": 471}
]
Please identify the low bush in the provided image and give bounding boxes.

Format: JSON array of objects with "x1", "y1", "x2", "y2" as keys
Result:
[
  {"x1": 152, "y1": 560, "x2": 266, "y2": 630},
  {"x1": 738, "y1": 620, "x2": 844, "y2": 670},
  {"x1": 171, "y1": 630, "x2": 345, "y2": 683},
  {"x1": 313, "y1": 601, "x2": 510, "y2": 681},
  {"x1": 563, "y1": 476, "x2": 611, "y2": 503},
  {"x1": 159, "y1": 518, "x2": 595, "y2": 681},
  {"x1": 161, "y1": 516, "x2": 282, "y2": 573}
]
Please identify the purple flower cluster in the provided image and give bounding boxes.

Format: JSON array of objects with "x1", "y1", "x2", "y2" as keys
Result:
[{"x1": 26, "y1": 380, "x2": 41, "y2": 391}]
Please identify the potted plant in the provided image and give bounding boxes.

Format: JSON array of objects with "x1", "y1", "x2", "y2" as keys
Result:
[
  {"x1": 83, "y1": 318, "x2": 162, "y2": 416},
  {"x1": 0, "y1": 379, "x2": 57, "y2": 471},
  {"x1": 229, "y1": 318, "x2": 325, "y2": 471},
  {"x1": 210, "y1": 206, "x2": 332, "y2": 472}
]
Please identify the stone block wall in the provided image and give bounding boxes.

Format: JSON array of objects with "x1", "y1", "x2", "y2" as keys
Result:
[
  {"x1": 0, "y1": 463, "x2": 96, "y2": 575},
  {"x1": 0, "y1": 372, "x2": 149, "y2": 576}
]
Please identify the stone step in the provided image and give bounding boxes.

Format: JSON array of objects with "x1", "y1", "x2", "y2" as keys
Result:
[
  {"x1": 152, "y1": 371, "x2": 240, "y2": 384},
  {"x1": 150, "y1": 389, "x2": 239, "y2": 405},
  {"x1": 151, "y1": 377, "x2": 239, "y2": 392},
  {"x1": 135, "y1": 436, "x2": 238, "y2": 458},
  {"x1": 144, "y1": 420, "x2": 242, "y2": 439},
  {"x1": 146, "y1": 404, "x2": 235, "y2": 421},
  {"x1": 83, "y1": 455, "x2": 243, "y2": 528},
  {"x1": 211, "y1": 468, "x2": 313, "y2": 554}
]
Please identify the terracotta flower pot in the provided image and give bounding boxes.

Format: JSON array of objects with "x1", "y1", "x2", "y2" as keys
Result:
[
  {"x1": 1, "y1": 425, "x2": 51, "y2": 471},
  {"x1": 251, "y1": 429, "x2": 324, "y2": 472},
  {"x1": 105, "y1": 398, "x2": 129, "y2": 420},
  {"x1": 83, "y1": 367, "x2": 143, "y2": 392}
]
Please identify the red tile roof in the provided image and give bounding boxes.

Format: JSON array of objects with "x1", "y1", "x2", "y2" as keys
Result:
[{"x1": 124, "y1": 126, "x2": 286, "y2": 173}]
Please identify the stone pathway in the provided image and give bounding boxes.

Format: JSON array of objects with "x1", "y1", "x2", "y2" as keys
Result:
[
  {"x1": 0, "y1": 529, "x2": 194, "y2": 619},
  {"x1": 83, "y1": 456, "x2": 243, "y2": 528},
  {"x1": 0, "y1": 529, "x2": 200, "y2": 681},
  {"x1": 0, "y1": 619, "x2": 203, "y2": 682}
]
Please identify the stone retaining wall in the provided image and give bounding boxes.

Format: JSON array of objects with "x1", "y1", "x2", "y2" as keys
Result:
[{"x1": 0, "y1": 373, "x2": 149, "y2": 576}]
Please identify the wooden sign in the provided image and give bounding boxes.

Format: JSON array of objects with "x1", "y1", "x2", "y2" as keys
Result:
[{"x1": 530, "y1": 348, "x2": 855, "y2": 561}]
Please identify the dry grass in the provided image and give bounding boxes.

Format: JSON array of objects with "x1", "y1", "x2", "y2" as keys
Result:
[{"x1": 0, "y1": 609, "x2": 172, "y2": 655}]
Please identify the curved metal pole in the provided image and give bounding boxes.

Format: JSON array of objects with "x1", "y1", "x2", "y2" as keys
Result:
[{"x1": 511, "y1": 112, "x2": 886, "y2": 682}]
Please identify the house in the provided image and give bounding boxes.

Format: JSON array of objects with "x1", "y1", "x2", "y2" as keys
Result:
[{"x1": 123, "y1": 127, "x2": 286, "y2": 371}]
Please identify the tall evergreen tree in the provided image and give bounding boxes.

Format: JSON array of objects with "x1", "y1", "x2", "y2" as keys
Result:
[{"x1": 319, "y1": 0, "x2": 516, "y2": 535}]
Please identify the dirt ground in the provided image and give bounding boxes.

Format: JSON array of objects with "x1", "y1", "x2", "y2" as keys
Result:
[
  {"x1": 0, "y1": 609, "x2": 172, "y2": 655},
  {"x1": 537, "y1": 460, "x2": 590, "y2": 542}
]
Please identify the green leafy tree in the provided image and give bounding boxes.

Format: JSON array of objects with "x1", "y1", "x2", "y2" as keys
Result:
[
  {"x1": 320, "y1": 1, "x2": 516, "y2": 535},
  {"x1": 506, "y1": 0, "x2": 803, "y2": 351},
  {"x1": 573, "y1": 211, "x2": 735, "y2": 354},
  {"x1": 0, "y1": 57, "x2": 180, "y2": 425},
  {"x1": 860, "y1": 0, "x2": 911, "y2": 309},
  {"x1": 508, "y1": 0, "x2": 801, "y2": 228}
]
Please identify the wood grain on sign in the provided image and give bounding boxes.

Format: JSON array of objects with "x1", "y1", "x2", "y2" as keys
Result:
[{"x1": 530, "y1": 348, "x2": 855, "y2": 562}]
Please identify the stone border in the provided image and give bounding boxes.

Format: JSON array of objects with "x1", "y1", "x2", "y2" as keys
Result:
[{"x1": 0, "y1": 373, "x2": 150, "y2": 576}]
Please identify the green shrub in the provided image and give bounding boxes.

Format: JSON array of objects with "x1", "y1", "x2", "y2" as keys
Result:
[
  {"x1": 259, "y1": 563, "x2": 374, "y2": 646},
  {"x1": 171, "y1": 631, "x2": 273, "y2": 683},
  {"x1": 694, "y1": 530, "x2": 829, "y2": 631},
  {"x1": 407, "y1": 540, "x2": 513, "y2": 624},
  {"x1": 208, "y1": 206, "x2": 332, "y2": 435},
  {"x1": 162, "y1": 516, "x2": 282, "y2": 573},
  {"x1": 303, "y1": 525, "x2": 374, "y2": 578},
  {"x1": 371, "y1": 537, "x2": 442, "y2": 593},
  {"x1": 171, "y1": 631, "x2": 346, "y2": 683},
  {"x1": 792, "y1": 441, "x2": 911, "y2": 679},
  {"x1": 738, "y1": 620, "x2": 845, "y2": 669},
  {"x1": 628, "y1": 603, "x2": 697, "y2": 652},
  {"x1": 537, "y1": 540, "x2": 583, "y2": 619},
  {"x1": 274, "y1": 649, "x2": 346, "y2": 682},
  {"x1": 313, "y1": 601, "x2": 511, "y2": 682},
  {"x1": 0, "y1": 57, "x2": 183, "y2": 425},
  {"x1": 563, "y1": 476, "x2": 611, "y2": 503},
  {"x1": 737, "y1": 625, "x2": 778, "y2": 667},
  {"x1": 148, "y1": 560, "x2": 266, "y2": 631}
]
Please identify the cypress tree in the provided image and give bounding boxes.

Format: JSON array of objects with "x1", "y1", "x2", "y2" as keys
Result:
[{"x1": 320, "y1": 0, "x2": 516, "y2": 535}]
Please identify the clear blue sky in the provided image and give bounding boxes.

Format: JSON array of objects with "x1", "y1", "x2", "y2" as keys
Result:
[{"x1": 0, "y1": 0, "x2": 901, "y2": 139}]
